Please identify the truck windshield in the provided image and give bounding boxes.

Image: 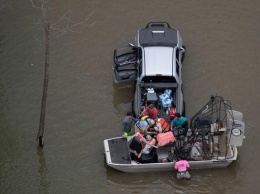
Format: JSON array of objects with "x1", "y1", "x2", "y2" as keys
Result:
[{"x1": 141, "y1": 76, "x2": 176, "y2": 83}]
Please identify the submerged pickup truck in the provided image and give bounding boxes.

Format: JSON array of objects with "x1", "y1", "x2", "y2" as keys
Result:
[{"x1": 113, "y1": 22, "x2": 186, "y2": 121}]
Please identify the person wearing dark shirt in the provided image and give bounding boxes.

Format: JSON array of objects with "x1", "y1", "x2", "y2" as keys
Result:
[
  {"x1": 122, "y1": 112, "x2": 138, "y2": 137},
  {"x1": 171, "y1": 113, "x2": 188, "y2": 130}
]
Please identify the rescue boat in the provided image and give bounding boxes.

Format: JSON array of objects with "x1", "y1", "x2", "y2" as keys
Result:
[{"x1": 104, "y1": 96, "x2": 245, "y2": 173}]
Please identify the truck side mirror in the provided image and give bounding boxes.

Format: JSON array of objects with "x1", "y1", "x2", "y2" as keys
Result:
[{"x1": 180, "y1": 47, "x2": 185, "y2": 52}]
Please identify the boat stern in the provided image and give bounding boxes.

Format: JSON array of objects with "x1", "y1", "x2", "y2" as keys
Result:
[
  {"x1": 104, "y1": 137, "x2": 132, "y2": 166},
  {"x1": 104, "y1": 139, "x2": 112, "y2": 164}
]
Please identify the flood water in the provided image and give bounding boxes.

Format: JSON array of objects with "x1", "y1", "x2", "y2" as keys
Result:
[{"x1": 1, "y1": 0, "x2": 260, "y2": 193}]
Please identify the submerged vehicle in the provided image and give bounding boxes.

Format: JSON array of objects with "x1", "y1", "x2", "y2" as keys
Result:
[
  {"x1": 113, "y1": 22, "x2": 185, "y2": 120},
  {"x1": 104, "y1": 96, "x2": 245, "y2": 172}
]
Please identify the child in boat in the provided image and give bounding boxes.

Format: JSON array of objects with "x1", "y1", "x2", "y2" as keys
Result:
[{"x1": 138, "y1": 135, "x2": 156, "y2": 157}]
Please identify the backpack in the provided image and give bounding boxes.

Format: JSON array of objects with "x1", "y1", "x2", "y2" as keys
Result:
[{"x1": 169, "y1": 108, "x2": 175, "y2": 120}]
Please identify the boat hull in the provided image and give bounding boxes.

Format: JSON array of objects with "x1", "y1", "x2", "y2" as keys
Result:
[
  {"x1": 104, "y1": 137, "x2": 237, "y2": 173},
  {"x1": 106, "y1": 160, "x2": 234, "y2": 173}
]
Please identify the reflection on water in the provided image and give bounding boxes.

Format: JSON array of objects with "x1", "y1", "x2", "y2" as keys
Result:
[
  {"x1": 104, "y1": 159, "x2": 244, "y2": 193},
  {"x1": 0, "y1": 34, "x2": 4, "y2": 54},
  {"x1": 37, "y1": 148, "x2": 50, "y2": 194},
  {"x1": 112, "y1": 82, "x2": 135, "y2": 111},
  {"x1": 105, "y1": 164, "x2": 174, "y2": 192}
]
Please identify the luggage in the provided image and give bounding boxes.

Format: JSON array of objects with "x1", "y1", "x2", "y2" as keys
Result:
[
  {"x1": 159, "y1": 89, "x2": 173, "y2": 108},
  {"x1": 129, "y1": 137, "x2": 142, "y2": 153},
  {"x1": 156, "y1": 131, "x2": 176, "y2": 147}
]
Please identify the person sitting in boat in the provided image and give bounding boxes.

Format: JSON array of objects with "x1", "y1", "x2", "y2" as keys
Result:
[
  {"x1": 136, "y1": 135, "x2": 157, "y2": 158},
  {"x1": 130, "y1": 132, "x2": 157, "y2": 159},
  {"x1": 153, "y1": 116, "x2": 170, "y2": 133},
  {"x1": 122, "y1": 111, "x2": 139, "y2": 137},
  {"x1": 134, "y1": 117, "x2": 156, "y2": 134},
  {"x1": 173, "y1": 155, "x2": 191, "y2": 180},
  {"x1": 170, "y1": 113, "x2": 188, "y2": 131},
  {"x1": 139, "y1": 103, "x2": 158, "y2": 119}
]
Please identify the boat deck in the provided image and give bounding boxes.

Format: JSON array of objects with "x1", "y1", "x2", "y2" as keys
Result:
[{"x1": 108, "y1": 138, "x2": 131, "y2": 164}]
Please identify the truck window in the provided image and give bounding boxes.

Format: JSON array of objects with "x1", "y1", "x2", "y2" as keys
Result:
[
  {"x1": 138, "y1": 63, "x2": 142, "y2": 77},
  {"x1": 176, "y1": 48, "x2": 180, "y2": 61},
  {"x1": 141, "y1": 76, "x2": 176, "y2": 83}
]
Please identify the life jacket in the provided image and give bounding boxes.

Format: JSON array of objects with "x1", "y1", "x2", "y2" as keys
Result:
[
  {"x1": 141, "y1": 115, "x2": 150, "y2": 125},
  {"x1": 156, "y1": 131, "x2": 176, "y2": 147},
  {"x1": 135, "y1": 116, "x2": 152, "y2": 132},
  {"x1": 169, "y1": 108, "x2": 175, "y2": 120},
  {"x1": 157, "y1": 118, "x2": 170, "y2": 132}
]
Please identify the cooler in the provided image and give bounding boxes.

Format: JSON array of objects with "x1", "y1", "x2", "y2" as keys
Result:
[{"x1": 147, "y1": 92, "x2": 158, "y2": 106}]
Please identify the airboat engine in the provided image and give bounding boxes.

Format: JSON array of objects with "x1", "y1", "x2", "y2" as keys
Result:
[
  {"x1": 227, "y1": 110, "x2": 245, "y2": 147},
  {"x1": 228, "y1": 119, "x2": 245, "y2": 147},
  {"x1": 189, "y1": 142, "x2": 204, "y2": 161}
]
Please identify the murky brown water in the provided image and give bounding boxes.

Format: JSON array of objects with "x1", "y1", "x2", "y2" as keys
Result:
[{"x1": 1, "y1": 0, "x2": 260, "y2": 193}]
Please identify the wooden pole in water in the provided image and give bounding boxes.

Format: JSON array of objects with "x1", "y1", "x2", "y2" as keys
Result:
[{"x1": 37, "y1": 22, "x2": 50, "y2": 147}]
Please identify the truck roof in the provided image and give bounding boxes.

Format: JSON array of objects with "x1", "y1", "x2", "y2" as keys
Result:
[{"x1": 143, "y1": 46, "x2": 176, "y2": 77}]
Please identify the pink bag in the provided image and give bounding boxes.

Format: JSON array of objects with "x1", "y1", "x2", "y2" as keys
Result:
[{"x1": 156, "y1": 131, "x2": 176, "y2": 147}]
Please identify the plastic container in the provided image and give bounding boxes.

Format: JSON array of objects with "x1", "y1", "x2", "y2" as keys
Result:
[
  {"x1": 161, "y1": 98, "x2": 172, "y2": 108},
  {"x1": 164, "y1": 89, "x2": 172, "y2": 96},
  {"x1": 159, "y1": 93, "x2": 168, "y2": 101},
  {"x1": 147, "y1": 92, "x2": 158, "y2": 102}
]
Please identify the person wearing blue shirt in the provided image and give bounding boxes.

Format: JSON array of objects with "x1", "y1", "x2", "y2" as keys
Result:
[
  {"x1": 171, "y1": 112, "x2": 188, "y2": 130},
  {"x1": 134, "y1": 119, "x2": 155, "y2": 134}
]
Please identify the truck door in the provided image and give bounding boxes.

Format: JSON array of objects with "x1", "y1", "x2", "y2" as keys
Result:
[{"x1": 113, "y1": 46, "x2": 138, "y2": 83}]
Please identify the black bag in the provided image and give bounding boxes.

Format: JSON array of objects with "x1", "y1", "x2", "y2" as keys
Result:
[{"x1": 129, "y1": 137, "x2": 142, "y2": 153}]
